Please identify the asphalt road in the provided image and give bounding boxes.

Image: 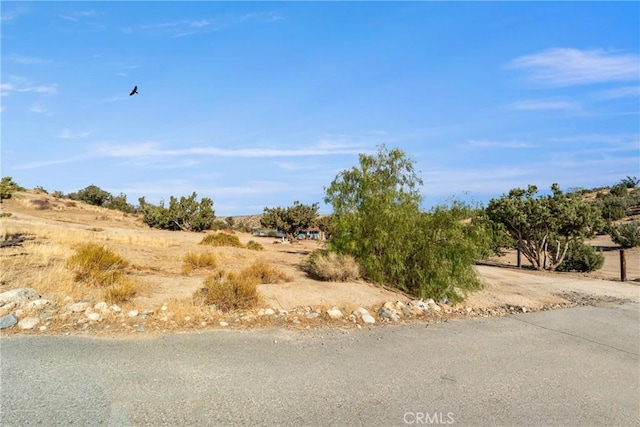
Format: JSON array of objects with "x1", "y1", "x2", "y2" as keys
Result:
[{"x1": 1, "y1": 304, "x2": 639, "y2": 426}]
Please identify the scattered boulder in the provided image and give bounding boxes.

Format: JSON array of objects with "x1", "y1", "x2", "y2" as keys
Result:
[
  {"x1": 361, "y1": 313, "x2": 376, "y2": 324},
  {"x1": 128, "y1": 310, "x2": 139, "y2": 318},
  {"x1": 69, "y1": 302, "x2": 89, "y2": 313},
  {"x1": 378, "y1": 306, "x2": 400, "y2": 322},
  {"x1": 94, "y1": 302, "x2": 109, "y2": 311},
  {"x1": 326, "y1": 307, "x2": 343, "y2": 320},
  {"x1": 27, "y1": 299, "x2": 50, "y2": 310},
  {"x1": 0, "y1": 313, "x2": 18, "y2": 329},
  {"x1": 87, "y1": 312, "x2": 101, "y2": 321},
  {"x1": 0, "y1": 288, "x2": 40, "y2": 305},
  {"x1": 17, "y1": 317, "x2": 40, "y2": 330}
]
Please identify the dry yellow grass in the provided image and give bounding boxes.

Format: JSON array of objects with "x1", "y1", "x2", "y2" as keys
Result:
[
  {"x1": 241, "y1": 259, "x2": 293, "y2": 284},
  {"x1": 181, "y1": 251, "x2": 218, "y2": 275},
  {"x1": 199, "y1": 271, "x2": 261, "y2": 311}
]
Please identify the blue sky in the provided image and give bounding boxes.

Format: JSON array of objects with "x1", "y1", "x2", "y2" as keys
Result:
[{"x1": 1, "y1": 1, "x2": 639, "y2": 216}]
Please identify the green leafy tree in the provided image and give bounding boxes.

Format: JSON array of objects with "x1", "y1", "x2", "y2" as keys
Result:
[
  {"x1": 225, "y1": 216, "x2": 235, "y2": 229},
  {"x1": 261, "y1": 201, "x2": 319, "y2": 241},
  {"x1": 324, "y1": 145, "x2": 487, "y2": 300},
  {"x1": 609, "y1": 221, "x2": 640, "y2": 249},
  {"x1": 325, "y1": 145, "x2": 422, "y2": 285},
  {"x1": 139, "y1": 192, "x2": 215, "y2": 232},
  {"x1": 315, "y1": 215, "x2": 334, "y2": 239},
  {"x1": 619, "y1": 176, "x2": 639, "y2": 189},
  {"x1": 105, "y1": 193, "x2": 136, "y2": 214},
  {"x1": 68, "y1": 185, "x2": 112, "y2": 207},
  {"x1": 486, "y1": 184, "x2": 603, "y2": 270},
  {"x1": 0, "y1": 177, "x2": 20, "y2": 201}
]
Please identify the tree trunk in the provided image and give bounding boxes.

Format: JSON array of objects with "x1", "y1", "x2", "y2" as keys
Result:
[{"x1": 620, "y1": 249, "x2": 627, "y2": 282}]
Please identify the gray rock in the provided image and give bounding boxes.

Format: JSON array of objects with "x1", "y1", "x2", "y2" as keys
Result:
[
  {"x1": 361, "y1": 313, "x2": 376, "y2": 324},
  {"x1": 0, "y1": 313, "x2": 18, "y2": 329},
  {"x1": 409, "y1": 300, "x2": 426, "y2": 308},
  {"x1": 87, "y1": 312, "x2": 101, "y2": 321},
  {"x1": 378, "y1": 307, "x2": 400, "y2": 322},
  {"x1": 127, "y1": 310, "x2": 139, "y2": 318},
  {"x1": 305, "y1": 312, "x2": 321, "y2": 320},
  {"x1": 264, "y1": 308, "x2": 275, "y2": 316},
  {"x1": 17, "y1": 317, "x2": 40, "y2": 330},
  {"x1": 401, "y1": 307, "x2": 413, "y2": 317},
  {"x1": 0, "y1": 288, "x2": 40, "y2": 305}
]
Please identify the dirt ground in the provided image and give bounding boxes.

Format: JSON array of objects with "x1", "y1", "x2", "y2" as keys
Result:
[{"x1": 1, "y1": 191, "x2": 638, "y2": 332}]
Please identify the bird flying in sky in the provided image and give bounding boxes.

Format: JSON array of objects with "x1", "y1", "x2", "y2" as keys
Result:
[{"x1": 129, "y1": 86, "x2": 138, "y2": 96}]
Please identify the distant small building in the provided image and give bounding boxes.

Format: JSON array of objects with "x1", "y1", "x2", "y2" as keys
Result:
[
  {"x1": 251, "y1": 228, "x2": 284, "y2": 238},
  {"x1": 297, "y1": 227, "x2": 323, "y2": 240}
]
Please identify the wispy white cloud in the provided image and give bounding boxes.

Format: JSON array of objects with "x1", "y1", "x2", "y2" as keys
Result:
[
  {"x1": 29, "y1": 103, "x2": 48, "y2": 114},
  {"x1": 14, "y1": 156, "x2": 88, "y2": 170},
  {"x1": 103, "y1": 95, "x2": 128, "y2": 102},
  {"x1": 592, "y1": 86, "x2": 640, "y2": 100},
  {"x1": 137, "y1": 19, "x2": 212, "y2": 37},
  {"x1": 0, "y1": 84, "x2": 14, "y2": 97},
  {"x1": 58, "y1": 129, "x2": 91, "y2": 139},
  {"x1": 132, "y1": 11, "x2": 283, "y2": 38},
  {"x1": 1, "y1": 76, "x2": 58, "y2": 96},
  {"x1": 464, "y1": 140, "x2": 534, "y2": 149},
  {"x1": 1, "y1": 7, "x2": 29, "y2": 22},
  {"x1": 7, "y1": 54, "x2": 51, "y2": 65},
  {"x1": 511, "y1": 99, "x2": 582, "y2": 111},
  {"x1": 507, "y1": 48, "x2": 640, "y2": 87},
  {"x1": 0, "y1": 105, "x2": 5, "y2": 113},
  {"x1": 90, "y1": 141, "x2": 370, "y2": 159},
  {"x1": 58, "y1": 10, "x2": 96, "y2": 22}
]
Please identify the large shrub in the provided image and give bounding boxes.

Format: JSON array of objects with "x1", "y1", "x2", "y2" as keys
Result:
[
  {"x1": 554, "y1": 240, "x2": 604, "y2": 273},
  {"x1": 324, "y1": 145, "x2": 488, "y2": 301},
  {"x1": 0, "y1": 177, "x2": 20, "y2": 201},
  {"x1": 67, "y1": 185, "x2": 112, "y2": 207},
  {"x1": 200, "y1": 232, "x2": 243, "y2": 247},
  {"x1": 139, "y1": 192, "x2": 215, "y2": 232}
]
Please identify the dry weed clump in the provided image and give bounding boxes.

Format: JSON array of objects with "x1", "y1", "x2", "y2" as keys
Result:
[
  {"x1": 199, "y1": 232, "x2": 243, "y2": 248},
  {"x1": 198, "y1": 271, "x2": 260, "y2": 311},
  {"x1": 66, "y1": 243, "x2": 129, "y2": 287},
  {"x1": 181, "y1": 251, "x2": 218, "y2": 275},
  {"x1": 303, "y1": 250, "x2": 361, "y2": 282},
  {"x1": 241, "y1": 260, "x2": 293, "y2": 284},
  {"x1": 102, "y1": 277, "x2": 137, "y2": 304},
  {"x1": 245, "y1": 240, "x2": 264, "y2": 251}
]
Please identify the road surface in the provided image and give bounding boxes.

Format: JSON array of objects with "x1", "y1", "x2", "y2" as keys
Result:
[{"x1": 2, "y1": 303, "x2": 639, "y2": 426}]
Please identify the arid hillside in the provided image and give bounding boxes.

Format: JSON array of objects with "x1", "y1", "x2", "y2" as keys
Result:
[{"x1": 1, "y1": 190, "x2": 638, "y2": 336}]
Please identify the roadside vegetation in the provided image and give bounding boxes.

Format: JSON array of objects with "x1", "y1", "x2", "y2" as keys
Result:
[
  {"x1": 1, "y1": 166, "x2": 637, "y2": 315},
  {"x1": 66, "y1": 243, "x2": 139, "y2": 303}
]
